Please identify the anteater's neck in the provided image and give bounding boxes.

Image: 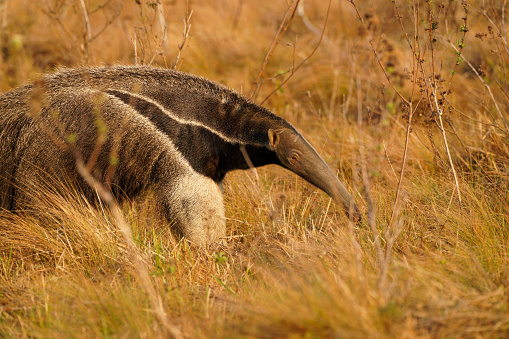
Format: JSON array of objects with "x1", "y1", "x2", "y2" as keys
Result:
[{"x1": 105, "y1": 88, "x2": 282, "y2": 184}]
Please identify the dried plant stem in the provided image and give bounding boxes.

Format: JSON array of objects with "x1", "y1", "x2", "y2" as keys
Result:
[
  {"x1": 388, "y1": 116, "x2": 413, "y2": 227},
  {"x1": 79, "y1": 0, "x2": 92, "y2": 43},
  {"x1": 444, "y1": 38, "x2": 509, "y2": 130},
  {"x1": 41, "y1": 0, "x2": 80, "y2": 55},
  {"x1": 249, "y1": 0, "x2": 300, "y2": 99},
  {"x1": 349, "y1": 141, "x2": 364, "y2": 280},
  {"x1": 379, "y1": 214, "x2": 404, "y2": 295},
  {"x1": 133, "y1": 30, "x2": 139, "y2": 65},
  {"x1": 348, "y1": 0, "x2": 420, "y2": 297},
  {"x1": 174, "y1": 1, "x2": 193, "y2": 70},
  {"x1": 430, "y1": 82, "x2": 462, "y2": 206},
  {"x1": 445, "y1": 97, "x2": 509, "y2": 137},
  {"x1": 1, "y1": 0, "x2": 8, "y2": 30},
  {"x1": 157, "y1": 1, "x2": 167, "y2": 47},
  {"x1": 383, "y1": 141, "x2": 398, "y2": 181},
  {"x1": 239, "y1": 144, "x2": 262, "y2": 200},
  {"x1": 79, "y1": 0, "x2": 92, "y2": 62},
  {"x1": 74, "y1": 156, "x2": 182, "y2": 339},
  {"x1": 260, "y1": 0, "x2": 331, "y2": 105},
  {"x1": 473, "y1": 2, "x2": 509, "y2": 58},
  {"x1": 297, "y1": 0, "x2": 330, "y2": 44},
  {"x1": 348, "y1": 0, "x2": 417, "y2": 231},
  {"x1": 348, "y1": 0, "x2": 409, "y2": 107},
  {"x1": 388, "y1": 1, "x2": 422, "y2": 227},
  {"x1": 356, "y1": 76, "x2": 383, "y2": 267},
  {"x1": 147, "y1": 1, "x2": 168, "y2": 66}
]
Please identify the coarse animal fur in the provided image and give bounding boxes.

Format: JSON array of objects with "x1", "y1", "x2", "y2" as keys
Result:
[{"x1": 0, "y1": 65, "x2": 359, "y2": 245}]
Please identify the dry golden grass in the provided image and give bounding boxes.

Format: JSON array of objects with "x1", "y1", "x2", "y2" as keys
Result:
[{"x1": 1, "y1": 0, "x2": 508, "y2": 337}]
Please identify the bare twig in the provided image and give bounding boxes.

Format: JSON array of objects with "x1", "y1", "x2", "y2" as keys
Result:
[
  {"x1": 79, "y1": 0, "x2": 92, "y2": 62},
  {"x1": 260, "y1": 0, "x2": 332, "y2": 105},
  {"x1": 297, "y1": 0, "x2": 330, "y2": 44},
  {"x1": 40, "y1": 0, "x2": 80, "y2": 55},
  {"x1": 347, "y1": 0, "x2": 410, "y2": 107},
  {"x1": 443, "y1": 36, "x2": 509, "y2": 130},
  {"x1": 74, "y1": 156, "x2": 182, "y2": 339},
  {"x1": 133, "y1": 1, "x2": 171, "y2": 66},
  {"x1": 388, "y1": 0, "x2": 420, "y2": 228},
  {"x1": 415, "y1": 0, "x2": 463, "y2": 207},
  {"x1": 133, "y1": 30, "x2": 139, "y2": 65},
  {"x1": 348, "y1": 0, "x2": 420, "y2": 299},
  {"x1": 349, "y1": 141, "x2": 364, "y2": 281},
  {"x1": 445, "y1": 97, "x2": 509, "y2": 137},
  {"x1": 90, "y1": 2, "x2": 123, "y2": 43},
  {"x1": 147, "y1": 1, "x2": 168, "y2": 66},
  {"x1": 379, "y1": 213, "x2": 404, "y2": 295},
  {"x1": 356, "y1": 75, "x2": 384, "y2": 266},
  {"x1": 430, "y1": 80, "x2": 462, "y2": 206},
  {"x1": 383, "y1": 141, "x2": 398, "y2": 181},
  {"x1": 249, "y1": 0, "x2": 301, "y2": 99},
  {"x1": 174, "y1": 1, "x2": 193, "y2": 70}
]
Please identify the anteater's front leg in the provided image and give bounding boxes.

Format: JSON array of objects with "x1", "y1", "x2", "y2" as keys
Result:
[{"x1": 157, "y1": 172, "x2": 225, "y2": 246}]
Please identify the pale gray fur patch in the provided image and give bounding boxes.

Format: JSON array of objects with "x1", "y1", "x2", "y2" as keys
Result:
[{"x1": 164, "y1": 172, "x2": 225, "y2": 246}]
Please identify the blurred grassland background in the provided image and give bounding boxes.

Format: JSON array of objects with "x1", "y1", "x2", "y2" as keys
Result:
[{"x1": 0, "y1": 0, "x2": 508, "y2": 337}]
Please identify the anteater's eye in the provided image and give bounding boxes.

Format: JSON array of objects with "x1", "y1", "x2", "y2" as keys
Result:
[{"x1": 289, "y1": 153, "x2": 299, "y2": 163}]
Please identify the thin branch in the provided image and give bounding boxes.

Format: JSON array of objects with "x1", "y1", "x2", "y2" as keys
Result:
[
  {"x1": 41, "y1": 0, "x2": 80, "y2": 54},
  {"x1": 90, "y1": 3, "x2": 123, "y2": 43},
  {"x1": 388, "y1": 0, "x2": 420, "y2": 228},
  {"x1": 442, "y1": 36, "x2": 509, "y2": 130},
  {"x1": 430, "y1": 80, "x2": 462, "y2": 206},
  {"x1": 249, "y1": 0, "x2": 301, "y2": 99},
  {"x1": 383, "y1": 141, "x2": 399, "y2": 181},
  {"x1": 174, "y1": 1, "x2": 193, "y2": 70},
  {"x1": 297, "y1": 0, "x2": 330, "y2": 44},
  {"x1": 444, "y1": 97, "x2": 509, "y2": 137},
  {"x1": 348, "y1": 0, "x2": 410, "y2": 106},
  {"x1": 356, "y1": 75, "x2": 384, "y2": 266},
  {"x1": 79, "y1": 0, "x2": 92, "y2": 62},
  {"x1": 260, "y1": 0, "x2": 331, "y2": 105}
]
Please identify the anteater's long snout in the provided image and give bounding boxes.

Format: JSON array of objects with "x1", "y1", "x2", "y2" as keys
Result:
[
  {"x1": 289, "y1": 145, "x2": 361, "y2": 221},
  {"x1": 328, "y1": 176, "x2": 361, "y2": 222},
  {"x1": 313, "y1": 163, "x2": 361, "y2": 221}
]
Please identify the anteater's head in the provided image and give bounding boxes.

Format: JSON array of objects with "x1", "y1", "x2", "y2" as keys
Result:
[{"x1": 267, "y1": 128, "x2": 361, "y2": 221}]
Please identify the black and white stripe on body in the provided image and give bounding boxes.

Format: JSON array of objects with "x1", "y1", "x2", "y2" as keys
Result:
[{"x1": 104, "y1": 87, "x2": 280, "y2": 186}]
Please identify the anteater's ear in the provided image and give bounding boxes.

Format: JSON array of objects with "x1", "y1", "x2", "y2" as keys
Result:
[{"x1": 268, "y1": 129, "x2": 279, "y2": 150}]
